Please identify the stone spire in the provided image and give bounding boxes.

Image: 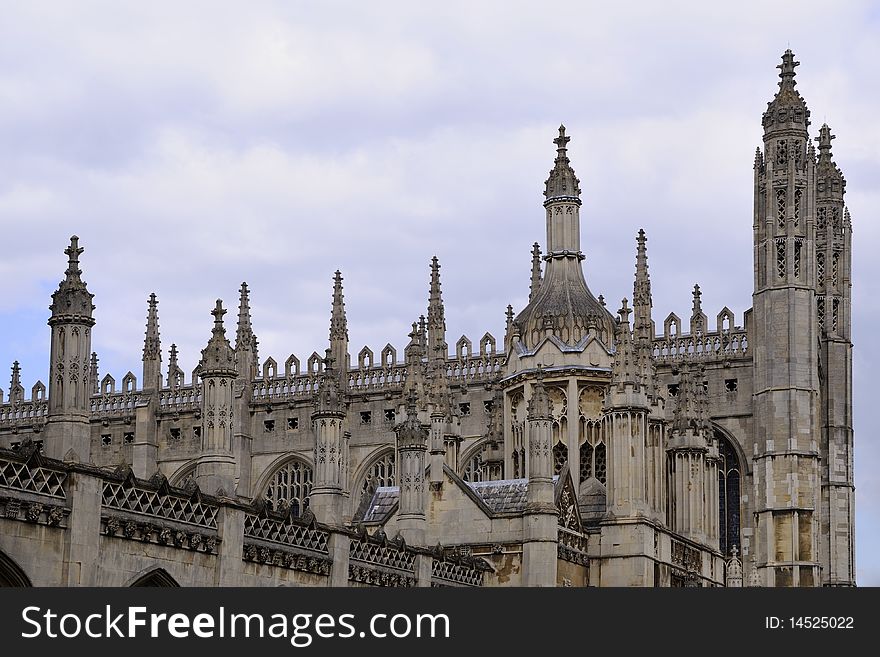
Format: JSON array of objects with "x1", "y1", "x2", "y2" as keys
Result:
[
  {"x1": 529, "y1": 242, "x2": 543, "y2": 301},
  {"x1": 199, "y1": 300, "x2": 236, "y2": 377},
  {"x1": 543, "y1": 125, "x2": 581, "y2": 203},
  {"x1": 632, "y1": 229, "x2": 653, "y2": 343},
  {"x1": 328, "y1": 271, "x2": 349, "y2": 375},
  {"x1": 671, "y1": 365, "x2": 708, "y2": 439},
  {"x1": 234, "y1": 282, "x2": 258, "y2": 381},
  {"x1": 167, "y1": 344, "x2": 183, "y2": 387},
  {"x1": 427, "y1": 257, "x2": 447, "y2": 362},
  {"x1": 49, "y1": 236, "x2": 95, "y2": 324},
  {"x1": 762, "y1": 49, "x2": 810, "y2": 137},
  {"x1": 9, "y1": 361, "x2": 24, "y2": 403},
  {"x1": 514, "y1": 127, "x2": 615, "y2": 349},
  {"x1": 89, "y1": 352, "x2": 99, "y2": 394},
  {"x1": 610, "y1": 300, "x2": 638, "y2": 388},
  {"x1": 142, "y1": 293, "x2": 162, "y2": 391},
  {"x1": 45, "y1": 236, "x2": 95, "y2": 461},
  {"x1": 815, "y1": 123, "x2": 846, "y2": 202},
  {"x1": 690, "y1": 284, "x2": 707, "y2": 335}
]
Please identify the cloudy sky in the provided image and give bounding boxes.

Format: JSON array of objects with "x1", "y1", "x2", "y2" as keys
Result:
[{"x1": 0, "y1": 1, "x2": 877, "y2": 583}]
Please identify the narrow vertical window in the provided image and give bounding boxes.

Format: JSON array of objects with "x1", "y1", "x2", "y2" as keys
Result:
[
  {"x1": 793, "y1": 189, "x2": 802, "y2": 226},
  {"x1": 776, "y1": 140, "x2": 788, "y2": 166},
  {"x1": 793, "y1": 239, "x2": 802, "y2": 278},
  {"x1": 832, "y1": 299, "x2": 840, "y2": 333},
  {"x1": 832, "y1": 252, "x2": 839, "y2": 287},
  {"x1": 817, "y1": 252, "x2": 825, "y2": 286},
  {"x1": 776, "y1": 189, "x2": 786, "y2": 228},
  {"x1": 817, "y1": 298, "x2": 825, "y2": 330},
  {"x1": 778, "y1": 242, "x2": 787, "y2": 277},
  {"x1": 817, "y1": 207, "x2": 827, "y2": 229}
]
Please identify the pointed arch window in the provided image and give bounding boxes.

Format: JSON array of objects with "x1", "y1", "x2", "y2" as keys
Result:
[
  {"x1": 553, "y1": 441, "x2": 568, "y2": 476},
  {"x1": 264, "y1": 458, "x2": 313, "y2": 516},
  {"x1": 717, "y1": 431, "x2": 742, "y2": 557}
]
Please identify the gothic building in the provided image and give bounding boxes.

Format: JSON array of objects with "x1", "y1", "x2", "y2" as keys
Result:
[{"x1": 0, "y1": 51, "x2": 855, "y2": 587}]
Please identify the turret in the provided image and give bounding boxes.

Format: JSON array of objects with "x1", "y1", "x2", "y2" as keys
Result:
[
  {"x1": 234, "y1": 282, "x2": 258, "y2": 382},
  {"x1": 395, "y1": 391, "x2": 428, "y2": 544},
  {"x1": 426, "y1": 257, "x2": 447, "y2": 362},
  {"x1": 309, "y1": 350, "x2": 348, "y2": 524},
  {"x1": 142, "y1": 293, "x2": 162, "y2": 392},
  {"x1": 45, "y1": 236, "x2": 95, "y2": 461},
  {"x1": 195, "y1": 300, "x2": 238, "y2": 495}
]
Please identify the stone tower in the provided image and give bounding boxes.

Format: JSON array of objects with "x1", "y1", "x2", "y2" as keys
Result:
[
  {"x1": 45, "y1": 236, "x2": 95, "y2": 461},
  {"x1": 751, "y1": 50, "x2": 821, "y2": 586},
  {"x1": 395, "y1": 392, "x2": 428, "y2": 544},
  {"x1": 195, "y1": 300, "x2": 238, "y2": 495},
  {"x1": 814, "y1": 123, "x2": 855, "y2": 586}
]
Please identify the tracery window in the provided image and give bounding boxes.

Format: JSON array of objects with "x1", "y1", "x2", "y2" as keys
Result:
[
  {"x1": 717, "y1": 432, "x2": 742, "y2": 557},
  {"x1": 264, "y1": 459, "x2": 313, "y2": 515},
  {"x1": 580, "y1": 441, "x2": 593, "y2": 481},
  {"x1": 793, "y1": 239, "x2": 802, "y2": 278},
  {"x1": 793, "y1": 189, "x2": 802, "y2": 226},
  {"x1": 817, "y1": 252, "x2": 825, "y2": 285},
  {"x1": 832, "y1": 299, "x2": 840, "y2": 334},
  {"x1": 359, "y1": 450, "x2": 396, "y2": 495},
  {"x1": 776, "y1": 189, "x2": 786, "y2": 228},
  {"x1": 817, "y1": 298, "x2": 825, "y2": 330},
  {"x1": 776, "y1": 239, "x2": 786, "y2": 278},
  {"x1": 595, "y1": 442, "x2": 607, "y2": 485},
  {"x1": 553, "y1": 441, "x2": 568, "y2": 476},
  {"x1": 831, "y1": 252, "x2": 839, "y2": 287}
]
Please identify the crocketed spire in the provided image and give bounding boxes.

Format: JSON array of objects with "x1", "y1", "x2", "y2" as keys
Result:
[
  {"x1": 543, "y1": 125, "x2": 581, "y2": 203},
  {"x1": 427, "y1": 257, "x2": 447, "y2": 361},
  {"x1": 199, "y1": 300, "x2": 236, "y2": 377},
  {"x1": 49, "y1": 236, "x2": 95, "y2": 325},
  {"x1": 611, "y1": 300, "x2": 638, "y2": 388},
  {"x1": 143, "y1": 293, "x2": 161, "y2": 360},
  {"x1": 815, "y1": 123, "x2": 846, "y2": 201},
  {"x1": 762, "y1": 49, "x2": 810, "y2": 136},
  {"x1": 529, "y1": 242, "x2": 543, "y2": 301}
]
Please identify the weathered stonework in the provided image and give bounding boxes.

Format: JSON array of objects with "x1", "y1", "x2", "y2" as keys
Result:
[{"x1": 0, "y1": 51, "x2": 855, "y2": 587}]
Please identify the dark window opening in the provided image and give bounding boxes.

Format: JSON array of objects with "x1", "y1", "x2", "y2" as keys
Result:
[
  {"x1": 101, "y1": 434, "x2": 112, "y2": 447},
  {"x1": 192, "y1": 426, "x2": 201, "y2": 439},
  {"x1": 384, "y1": 409, "x2": 396, "y2": 423},
  {"x1": 123, "y1": 432, "x2": 135, "y2": 444},
  {"x1": 725, "y1": 379, "x2": 738, "y2": 392},
  {"x1": 459, "y1": 403, "x2": 471, "y2": 416},
  {"x1": 360, "y1": 411, "x2": 372, "y2": 425},
  {"x1": 483, "y1": 400, "x2": 494, "y2": 413},
  {"x1": 287, "y1": 417, "x2": 299, "y2": 430},
  {"x1": 667, "y1": 384, "x2": 679, "y2": 397},
  {"x1": 264, "y1": 419, "x2": 275, "y2": 432},
  {"x1": 169, "y1": 428, "x2": 181, "y2": 440}
]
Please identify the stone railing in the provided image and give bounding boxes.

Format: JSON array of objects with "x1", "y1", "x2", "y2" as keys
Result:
[
  {"x1": 158, "y1": 386, "x2": 201, "y2": 412},
  {"x1": 445, "y1": 355, "x2": 504, "y2": 385},
  {"x1": 243, "y1": 512, "x2": 329, "y2": 554},
  {"x1": 91, "y1": 392, "x2": 141, "y2": 416},
  {"x1": 348, "y1": 534, "x2": 417, "y2": 587},
  {"x1": 0, "y1": 453, "x2": 67, "y2": 499},
  {"x1": 101, "y1": 479, "x2": 218, "y2": 530},
  {"x1": 430, "y1": 556, "x2": 487, "y2": 587},
  {"x1": 252, "y1": 375, "x2": 320, "y2": 402},
  {"x1": 347, "y1": 365, "x2": 408, "y2": 392},
  {"x1": 651, "y1": 329, "x2": 749, "y2": 363},
  {"x1": 0, "y1": 400, "x2": 48, "y2": 425},
  {"x1": 557, "y1": 527, "x2": 590, "y2": 566}
]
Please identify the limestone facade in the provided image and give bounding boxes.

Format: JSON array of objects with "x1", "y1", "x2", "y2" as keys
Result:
[{"x1": 0, "y1": 51, "x2": 854, "y2": 587}]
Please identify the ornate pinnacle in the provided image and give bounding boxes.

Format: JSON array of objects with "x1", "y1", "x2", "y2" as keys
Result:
[
  {"x1": 329, "y1": 270, "x2": 348, "y2": 342},
  {"x1": 89, "y1": 352, "x2": 99, "y2": 394},
  {"x1": 211, "y1": 299, "x2": 227, "y2": 335},
  {"x1": 427, "y1": 257, "x2": 446, "y2": 360},
  {"x1": 692, "y1": 284, "x2": 702, "y2": 315},
  {"x1": 777, "y1": 49, "x2": 799, "y2": 88},
  {"x1": 554, "y1": 124, "x2": 570, "y2": 157},
  {"x1": 236, "y1": 282, "x2": 254, "y2": 350},
  {"x1": 816, "y1": 123, "x2": 835, "y2": 156},
  {"x1": 529, "y1": 242, "x2": 543, "y2": 301},
  {"x1": 617, "y1": 298, "x2": 631, "y2": 324},
  {"x1": 10, "y1": 361, "x2": 21, "y2": 389},
  {"x1": 64, "y1": 235, "x2": 84, "y2": 282},
  {"x1": 396, "y1": 389, "x2": 427, "y2": 449},
  {"x1": 143, "y1": 293, "x2": 161, "y2": 359}
]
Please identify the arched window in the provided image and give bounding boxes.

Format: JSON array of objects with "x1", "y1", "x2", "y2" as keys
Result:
[
  {"x1": 264, "y1": 458, "x2": 313, "y2": 516},
  {"x1": 130, "y1": 568, "x2": 180, "y2": 587},
  {"x1": 359, "y1": 450, "x2": 396, "y2": 495},
  {"x1": 553, "y1": 441, "x2": 568, "y2": 476},
  {"x1": 0, "y1": 551, "x2": 31, "y2": 587},
  {"x1": 717, "y1": 431, "x2": 742, "y2": 557}
]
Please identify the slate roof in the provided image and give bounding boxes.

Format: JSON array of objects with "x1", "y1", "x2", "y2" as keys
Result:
[{"x1": 361, "y1": 486, "x2": 399, "y2": 523}]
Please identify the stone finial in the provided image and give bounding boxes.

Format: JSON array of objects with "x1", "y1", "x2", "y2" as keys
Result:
[
  {"x1": 9, "y1": 361, "x2": 24, "y2": 403},
  {"x1": 198, "y1": 300, "x2": 236, "y2": 377},
  {"x1": 49, "y1": 235, "x2": 95, "y2": 323},
  {"x1": 816, "y1": 123, "x2": 835, "y2": 154},
  {"x1": 329, "y1": 271, "x2": 348, "y2": 342},
  {"x1": 544, "y1": 124, "x2": 581, "y2": 202},
  {"x1": 235, "y1": 282, "x2": 255, "y2": 351},
  {"x1": 313, "y1": 348, "x2": 343, "y2": 416},
  {"x1": 89, "y1": 352, "x2": 99, "y2": 394},
  {"x1": 692, "y1": 284, "x2": 702, "y2": 314},
  {"x1": 427, "y1": 257, "x2": 447, "y2": 361},
  {"x1": 527, "y1": 366, "x2": 551, "y2": 420},
  {"x1": 529, "y1": 242, "x2": 543, "y2": 301},
  {"x1": 143, "y1": 293, "x2": 161, "y2": 359},
  {"x1": 777, "y1": 49, "x2": 799, "y2": 87}
]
